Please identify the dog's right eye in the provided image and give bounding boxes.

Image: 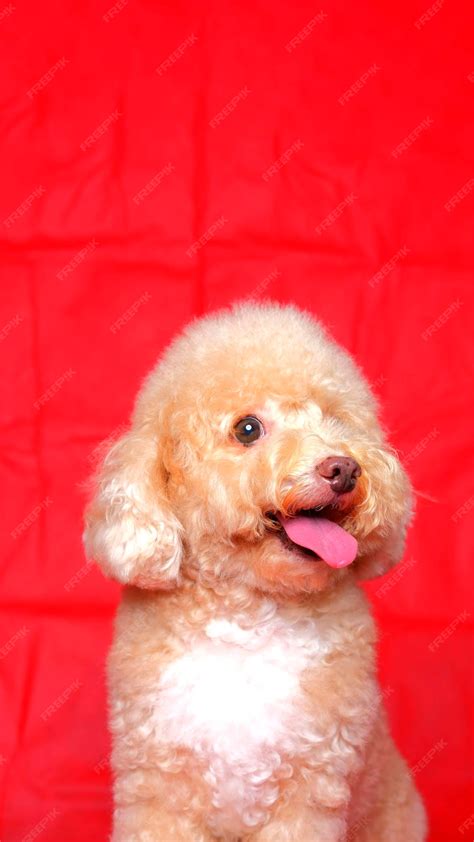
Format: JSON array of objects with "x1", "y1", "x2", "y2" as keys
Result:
[{"x1": 233, "y1": 416, "x2": 265, "y2": 446}]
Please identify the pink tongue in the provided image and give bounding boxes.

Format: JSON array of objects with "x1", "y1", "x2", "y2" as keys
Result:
[{"x1": 276, "y1": 513, "x2": 358, "y2": 568}]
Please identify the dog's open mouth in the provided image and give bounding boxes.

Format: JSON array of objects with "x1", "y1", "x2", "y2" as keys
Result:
[{"x1": 269, "y1": 507, "x2": 358, "y2": 569}]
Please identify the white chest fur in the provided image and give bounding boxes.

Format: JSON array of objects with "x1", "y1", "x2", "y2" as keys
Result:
[{"x1": 153, "y1": 605, "x2": 335, "y2": 834}]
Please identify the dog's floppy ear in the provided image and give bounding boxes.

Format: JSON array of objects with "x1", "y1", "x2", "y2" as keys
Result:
[
  {"x1": 355, "y1": 516, "x2": 411, "y2": 581},
  {"x1": 354, "y1": 449, "x2": 413, "y2": 582},
  {"x1": 83, "y1": 427, "x2": 182, "y2": 588}
]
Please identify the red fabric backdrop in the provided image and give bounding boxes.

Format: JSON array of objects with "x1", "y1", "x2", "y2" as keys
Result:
[{"x1": 1, "y1": 1, "x2": 473, "y2": 839}]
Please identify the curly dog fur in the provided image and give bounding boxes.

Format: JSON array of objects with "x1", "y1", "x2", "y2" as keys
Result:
[{"x1": 84, "y1": 302, "x2": 427, "y2": 841}]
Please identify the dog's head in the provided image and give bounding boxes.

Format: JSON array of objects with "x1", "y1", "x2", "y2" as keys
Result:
[{"x1": 84, "y1": 303, "x2": 411, "y2": 596}]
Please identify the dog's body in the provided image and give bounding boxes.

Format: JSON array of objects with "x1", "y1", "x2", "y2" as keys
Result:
[{"x1": 85, "y1": 303, "x2": 427, "y2": 841}]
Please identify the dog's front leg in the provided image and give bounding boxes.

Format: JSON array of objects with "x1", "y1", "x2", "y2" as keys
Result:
[
  {"x1": 112, "y1": 802, "x2": 214, "y2": 842},
  {"x1": 248, "y1": 800, "x2": 347, "y2": 842}
]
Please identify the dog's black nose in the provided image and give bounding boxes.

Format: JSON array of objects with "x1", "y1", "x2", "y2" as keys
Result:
[{"x1": 317, "y1": 456, "x2": 361, "y2": 494}]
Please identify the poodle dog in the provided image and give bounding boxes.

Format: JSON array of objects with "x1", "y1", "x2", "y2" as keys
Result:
[{"x1": 84, "y1": 303, "x2": 427, "y2": 842}]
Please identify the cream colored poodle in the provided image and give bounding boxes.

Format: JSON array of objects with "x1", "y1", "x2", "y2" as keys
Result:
[{"x1": 84, "y1": 303, "x2": 427, "y2": 841}]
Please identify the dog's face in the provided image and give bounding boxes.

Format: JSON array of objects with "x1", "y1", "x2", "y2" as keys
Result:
[{"x1": 84, "y1": 304, "x2": 411, "y2": 596}]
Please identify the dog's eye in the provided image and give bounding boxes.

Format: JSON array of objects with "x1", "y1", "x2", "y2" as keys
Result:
[{"x1": 233, "y1": 416, "x2": 264, "y2": 446}]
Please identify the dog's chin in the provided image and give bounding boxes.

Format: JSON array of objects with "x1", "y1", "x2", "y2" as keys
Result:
[
  {"x1": 188, "y1": 496, "x2": 361, "y2": 595},
  {"x1": 250, "y1": 531, "x2": 337, "y2": 595},
  {"x1": 244, "y1": 501, "x2": 359, "y2": 595}
]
